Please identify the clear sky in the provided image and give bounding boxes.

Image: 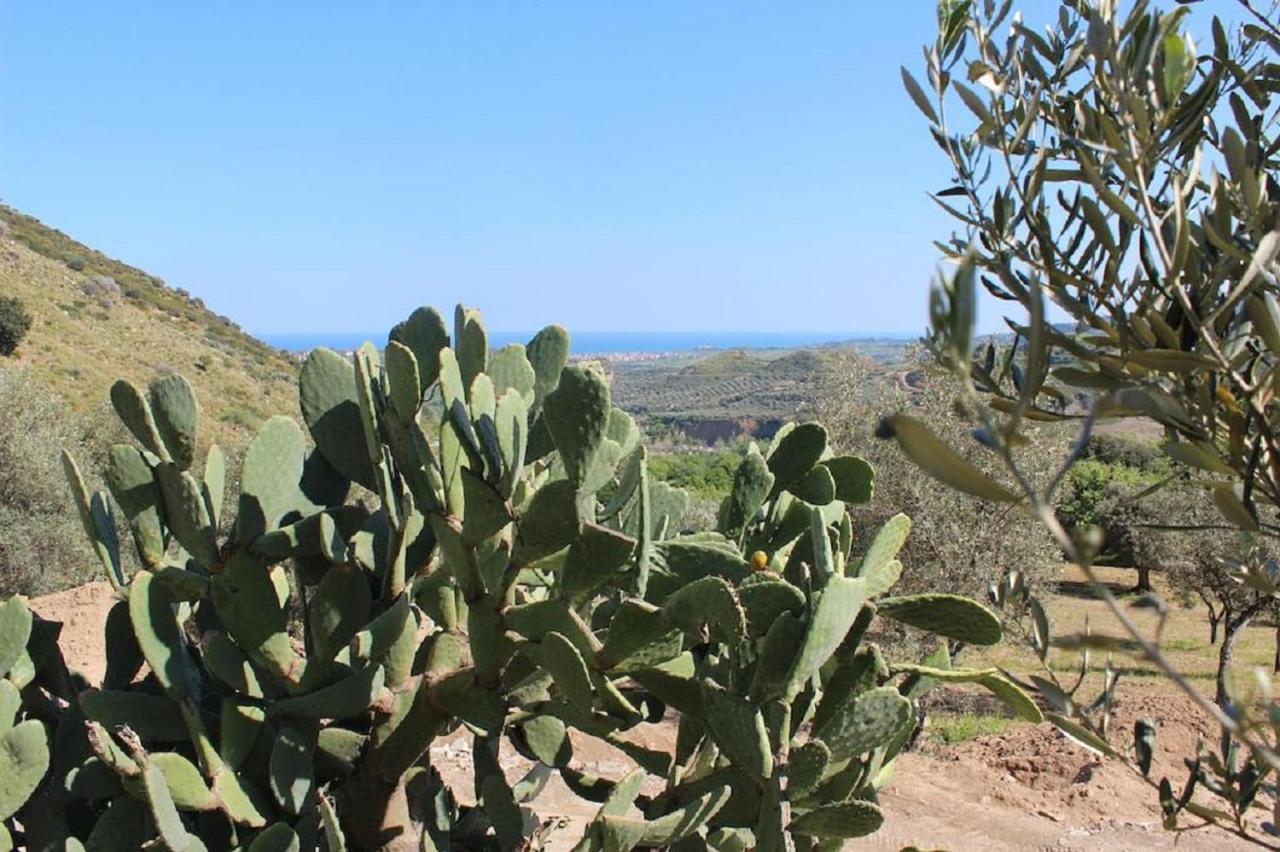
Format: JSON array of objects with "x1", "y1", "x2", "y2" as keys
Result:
[{"x1": 0, "y1": 2, "x2": 1245, "y2": 337}]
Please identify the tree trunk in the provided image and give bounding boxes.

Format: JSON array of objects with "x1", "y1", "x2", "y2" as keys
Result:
[
  {"x1": 1274, "y1": 625, "x2": 1280, "y2": 674},
  {"x1": 1217, "y1": 616, "x2": 1246, "y2": 709},
  {"x1": 1134, "y1": 564, "x2": 1153, "y2": 593},
  {"x1": 1209, "y1": 616, "x2": 1219, "y2": 646}
]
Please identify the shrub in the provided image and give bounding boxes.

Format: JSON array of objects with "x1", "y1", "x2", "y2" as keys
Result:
[
  {"x1": 0, "y1": 368, "x2": 101, "y2": 594},
  {"x1": 1056, "y1": 460, "x2": 1164, "y2": 532},
  {"x1": 819, "y1": 351, "x2": 1061, "y2": 610},
  {"x1": 1079, "y1": 434, "x2": 1166, "y2": 473},
  {"x1": 648, "y1": 445, "x2": 746, "y2": 498},
  {"x1": 0, "y1": 305, "x2": 1030, "y2": 849},
  {"x1": 0, "y1": 296, "x2": 32, "y2": 357}
]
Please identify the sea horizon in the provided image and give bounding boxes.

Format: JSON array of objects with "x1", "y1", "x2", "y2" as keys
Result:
[{"x1": 259, "y1": 329, "x2": 919, "y2": 355}]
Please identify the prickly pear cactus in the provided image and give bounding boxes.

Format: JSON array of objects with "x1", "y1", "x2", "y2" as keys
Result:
[{"x1": 27, "y1": 304, "x2": 1033, "y2": 851}]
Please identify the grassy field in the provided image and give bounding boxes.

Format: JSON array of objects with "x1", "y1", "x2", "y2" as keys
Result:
[{"x1": 924, "y1": 564, "x2": 1278, "y2": 744}]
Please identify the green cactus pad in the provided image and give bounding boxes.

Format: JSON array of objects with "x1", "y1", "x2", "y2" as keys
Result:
[
  {"x1": 299, "y1": 347, "x2": 376, "y2": 489},
  {"x1": 562, "y1": 524, "x2": 636, "y2": 602},
  {"x1": 246, "y1": 823, "x2": 301, "y2": 852},
  {"x1": 203, "y1": 443, "x2": 226, "y2": 530},
  {"x1": 268, "y1": 665, "x2": 385, "y2": 719},
  {"x1": 488, "y1": 344, "x2": 537, "y2": 405},
  {"x1": 788, "y1": 800, "x2": 884, "y2": 838},
  {"x1": 514, "y1": 478, "x2": 586, "y2": 562},
  {"x1": 821, "y1": 455, "x2": 875, "y2": 504},
  {"x1": 641, "y1": 784, "x2": 732, "y2": 846},
  {"x1": 0, "y1": 597, "x2": 32, "y2": 680},
  {"x1": 700, "y1": 680, "x2": 773, "y2": 779},
  {"x1": 598, "y1": 599, "x2": 683, "y2": 671},
  {"x1": 269, "y1": 724, "x2": 316, "y2": 816},
  {"x1": 219, "y1": 700, "x2": 266, "y2": 771},
  {"x1": 143, "y1": 752, "x2": 216, "y2": 811},
  {"x1": 790, "y1": 465, "x2": 836, "y2": 505},
  {"x1": 515, "y1": 715, "x2": 573, "y2": 768},
  {"x1": 460, "y1": 468, "x2": 513, "y2": 546},
  {"x1": 85, "y1": 795, "x2": 153, "y2": 850},
  {"x1": 318, "y1": 794, "x2": 346, "y2": 852},
  {"x1": 348, "y1": 595, "x2": 415, "y2": 680},
  {"x1": 309, "y1": 564, "x2": 373, "y2": 663},
  {"x1": 876, "y1": 593, "x2": 1002, "y2": 645},
  {"x1": 536, "y1": 631, "x2": 595, "y2": 710},
  {"x1": 0, "y1": 681, "x2": 17, "y2": 732},
  {"x1": 544, "y1": 364, "x2": 611, "y2": 491},
  {"x1": 737, "y1": 579, "x2": 805, "y2": 638},
  {"x1": 201, "y1": 631, "x2": 263, "y2": 698},
  {"x1": 238, "y1": 416, "x2": 309, "y2": 543},
  {"x1": 469, "y1": 374, "x2": 503, "y2": 479},
  {"x1": 62, "y1": 452, "x2": 126, "y2": 592},
  {"x1": 720, "y1": 445, "x2": 774, "y2": 538},
  {"x1": 504, "y1": 601, "x2": 599, "y2": 660},
  {"x1": 389, "y1": 306, "x2": 450, "y2": 394},
  {"x1": 606, "y1": 409, "x2": 640, "y2": 458},
  {"x1": 109, "y1": 379, "x2": 167, "y2": 460},
  {"x1": 384, "y1": 340, "x2": 422, "y2": 423},
  {"x1": 749, "y1": 612, "x2": 805, "y2": 702},
  {"x1": 148, "y1": 374, "x2": 199, "y2": 470},
  {"x1": 785, "y1": 576, "x2": 868, "y2": 696},
  {"x1": 454, "y1": 306, "x2": 489, "y2": 393},
  {"x1": 765, "y1": 422, "x2": 827, "y2": 496},
  {"x1": 855, "y1": 513, "x2": 911, "y2": 585},
  {"x1": 80, "y1": 691, "x2": 187, "y2": 742},
  {"x1": 154, "y1": 462, "x2": 217, "y2": 566},
  {"x1": 140, "y1": 760, "x2": 189, "y2": 850},
  {"x1": 786, "y1": 740, "x2": 830, "y2": 795},
  {"x1": 316, "y1": 728, "x2": 366, "y2": 778},
  {"x1": 661, "y1": 576, "x2": 745, "y2": 646},
  {"x1": 211, "y1": 554, "x2": 300, "y2": 685},
  {"x1": 105, "y1": 444, "x2": 166, "y2": 567},
  {"x1": 812, "y1": 647, "x2": 887, "y2": 732},
  {"x1": 129, "y1": 571, "x2": 191, "y2": 700},
  {"x1": 526, "y1": 325, "x2": 570, "y2": 407},
  {"x1": 0, "y1": 719, "x2": 48, "y2": 820},
  {"x1": 655, "y1": 540, "x2": 749, "y2": 585},
  {"x1": 814, "y1": 686, "x2": 912, "y2": 760}
]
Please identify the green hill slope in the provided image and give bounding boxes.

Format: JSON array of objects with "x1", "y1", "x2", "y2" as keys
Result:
[{"x1": 0, "y1": 206, "x2": 298, "y2": 447}]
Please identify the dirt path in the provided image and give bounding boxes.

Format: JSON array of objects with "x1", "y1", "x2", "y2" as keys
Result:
[{"x1": 30, "y1": 581, "x2": 1260, "y2": 850}]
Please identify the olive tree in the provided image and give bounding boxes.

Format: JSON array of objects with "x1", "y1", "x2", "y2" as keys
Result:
[{"x1": 889, "y1": 0, "x2": 1280, "y2": 839}]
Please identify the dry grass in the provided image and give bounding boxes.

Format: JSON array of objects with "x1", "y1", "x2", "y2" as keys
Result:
[
  {"x1": 0, "y1": 211, "x2": 298, "y2": 449},
  {"x1": 953, "y1": 564, "x2": 1278, "y2": 707}
]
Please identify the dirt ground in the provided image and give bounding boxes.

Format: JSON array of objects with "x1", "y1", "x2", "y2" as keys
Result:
[{"x1": 29, "y1": 567, "x2": 1273, "y2": 850}]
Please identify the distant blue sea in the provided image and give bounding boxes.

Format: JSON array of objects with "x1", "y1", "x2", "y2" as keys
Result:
[{"x1": 261, "y1": 330, "x2": 914, "y2": 354}]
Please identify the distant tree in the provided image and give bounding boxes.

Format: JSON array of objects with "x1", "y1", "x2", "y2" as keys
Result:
[
  {"x1": 0, "y1": 296, "x2": 31, "y2": 357},
  {"x1": 818, "y1": 350, "x2": 1060, "y2": 617}
]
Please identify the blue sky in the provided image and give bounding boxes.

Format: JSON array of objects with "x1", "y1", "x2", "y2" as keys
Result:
[{"x1": 0, "y1": 2, "x2": 1244, "y2": 337}]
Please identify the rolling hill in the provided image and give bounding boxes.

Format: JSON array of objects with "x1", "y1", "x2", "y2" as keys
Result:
[{"x1": 0, "y1": 205, "x2": 298, "y2": 448}]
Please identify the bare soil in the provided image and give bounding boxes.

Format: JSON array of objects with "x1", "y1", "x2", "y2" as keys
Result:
[{"x1": 30, "y1": 570, "x2": 1269, "y2": 850}]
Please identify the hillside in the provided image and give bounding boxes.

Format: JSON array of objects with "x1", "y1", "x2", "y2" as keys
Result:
[
  {"x1": 611, "y1": 345, "x2": 901, "y2": 443},
  {"x1": 0, "y1": 206, "x2": 298, "y2": 447}
]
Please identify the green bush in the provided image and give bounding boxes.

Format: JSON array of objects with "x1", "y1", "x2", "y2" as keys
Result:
[
  {"x1": 1056, "y1": 460, "x2": 1164, "y2": 531},
  {"x1": 648, "y1": 445, "x2": 746, "y2": 498},
  {"x1": 0, "y1": 368, "x2": 102, "y2": 594},
  {"x1": 0, "y1": 296, "x2": 32, "y2": 357},
  {"x1": 819, "y1": 352, "x2": 1061, "y2": 609},
  {"x1": 1079, "y1": 434, "x2": 1167, "y2": 473}
]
